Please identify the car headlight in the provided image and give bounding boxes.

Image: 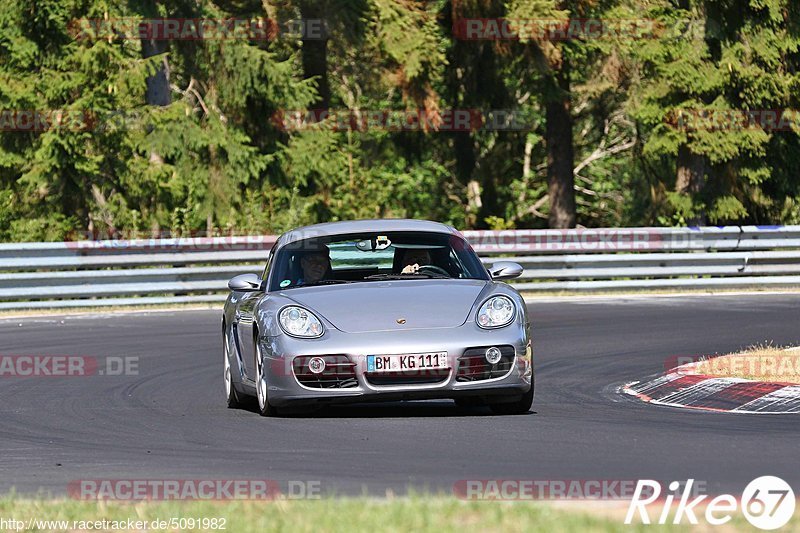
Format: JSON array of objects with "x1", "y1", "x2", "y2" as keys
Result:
[
  {"x1": 279, "y1": 306, "x2": 324, "y2": 338},
  {"x1": 477, "y1": 295, "x2": 516, "y2": 329}
]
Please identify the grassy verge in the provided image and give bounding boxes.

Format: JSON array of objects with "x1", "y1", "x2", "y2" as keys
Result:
[
  {"x1": 0, "y1": 496, "x2": 706, "y2": 532},
  {"x1": 684, "y1": 345, "x2": 800, "y2": 383}
]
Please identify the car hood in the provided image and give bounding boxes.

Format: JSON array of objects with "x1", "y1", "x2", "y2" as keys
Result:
[{"x1": 283, "y1": 279, "x2": 489, "y2": 333}]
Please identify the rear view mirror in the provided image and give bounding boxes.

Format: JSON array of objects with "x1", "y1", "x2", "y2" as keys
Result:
[
  {"x1": 489, "y1": 261, "x2": 523, "y2": 280},
  {"x1": 227, "y1": 273, "x2": 262, "y2": 292}
]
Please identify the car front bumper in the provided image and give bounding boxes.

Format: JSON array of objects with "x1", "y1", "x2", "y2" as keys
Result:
[{"x1": 257, "y1": 320, "x2": 532, "y2": 407}]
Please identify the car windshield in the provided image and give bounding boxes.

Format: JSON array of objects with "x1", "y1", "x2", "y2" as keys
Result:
[{"x1": 268, "y1": 231, "x2": 488, "y2": 291}]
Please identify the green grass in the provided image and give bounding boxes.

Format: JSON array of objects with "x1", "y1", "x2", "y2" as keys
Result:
[
  {"x1": 0, "y1": 496, "x2": 703, "y2": 532},
  {"x1": 2, "y1": 493, "x2": 796, "y2": 531}
]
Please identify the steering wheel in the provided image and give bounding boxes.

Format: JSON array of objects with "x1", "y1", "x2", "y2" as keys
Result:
[{"x1": 417, "y1": 265, "x2": 450, "y2": 276}]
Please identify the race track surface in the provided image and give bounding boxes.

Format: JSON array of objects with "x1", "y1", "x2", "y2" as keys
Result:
[{"x1": 1, "y1": 294, "x2": 798, "y2": 497}]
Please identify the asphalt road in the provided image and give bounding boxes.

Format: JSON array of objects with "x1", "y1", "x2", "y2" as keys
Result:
[{"x1": 1, "y1": 293, "x2": 799, "y2": 497}]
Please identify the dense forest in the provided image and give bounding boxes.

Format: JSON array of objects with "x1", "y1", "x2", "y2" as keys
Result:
[{"x1": 1, "y1": 0, "x2": 799, "y2": 241}]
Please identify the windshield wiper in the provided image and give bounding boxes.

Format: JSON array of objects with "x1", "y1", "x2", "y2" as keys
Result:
[{"x1": 363, "y1": 273, "x2": 450, "y2": 281}]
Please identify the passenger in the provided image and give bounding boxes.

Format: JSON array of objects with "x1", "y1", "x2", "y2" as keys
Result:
[{"x1": 298, "y1": 250, "x2": 331, "y2": 285}]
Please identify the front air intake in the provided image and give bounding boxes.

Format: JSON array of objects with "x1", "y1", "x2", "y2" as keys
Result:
[
  {"x1": 456, "y1": 345, "x2": 515, "y2": 382},
  {"x1": 293, "y1": 355, "x2": 358, "y2": 388}
]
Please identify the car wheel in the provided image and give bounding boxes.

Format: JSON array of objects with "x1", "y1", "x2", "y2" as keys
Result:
[
  {"x1": 255, "y1": 343, "x2": 279, "y2": 417},
  {"x1": 489, "y1": 383, "x2": 534, "y2": 415},
  {"x1": 224, "y1": 330, "x2": 242, "y2": 409}
]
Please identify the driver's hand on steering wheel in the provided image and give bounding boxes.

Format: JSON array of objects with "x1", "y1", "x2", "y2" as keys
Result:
[{"x1": 401, "y1": 263, "x2": 420, "y2": 274}]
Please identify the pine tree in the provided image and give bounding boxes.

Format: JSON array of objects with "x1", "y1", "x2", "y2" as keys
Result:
[{"x1": 629, "y1": 0, "x2": 800, "y2": 225}]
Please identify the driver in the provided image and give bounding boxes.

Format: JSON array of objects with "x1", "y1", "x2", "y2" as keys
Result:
[
  {"x1": 399, "y1": 249, "x2": 432, "y2": 274},
  {"x1": 298, "y1": 250, "x2": 331, "y2": 285}
]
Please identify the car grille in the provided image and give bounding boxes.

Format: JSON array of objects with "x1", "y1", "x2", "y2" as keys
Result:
[
  {"x1": 456, "y1": 346, "x2": 515, "y2": 382},
  {"x1": 365, "y1": 369, "x2": 450, "y2": 386},
  {"x1": 293, "y1": 355, "x2": 358, "y2": 388}
]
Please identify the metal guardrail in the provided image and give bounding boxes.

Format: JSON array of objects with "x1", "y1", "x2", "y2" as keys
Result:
[{"x1": 0, "y1": 226, "x2": 798, "y2": 309}]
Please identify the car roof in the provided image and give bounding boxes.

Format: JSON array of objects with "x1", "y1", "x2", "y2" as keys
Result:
[{"x1": 277, "y1": 219, "x2": 460, "y2": 247}]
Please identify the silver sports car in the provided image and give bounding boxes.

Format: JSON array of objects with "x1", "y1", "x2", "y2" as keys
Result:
[{"x1": 222, "y1": 219, "x2": 533, "y2": 416}]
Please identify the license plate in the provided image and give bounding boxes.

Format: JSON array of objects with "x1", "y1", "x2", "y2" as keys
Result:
[{"x1": 367, "y1": 352, "x2": 448, "y2": 373}]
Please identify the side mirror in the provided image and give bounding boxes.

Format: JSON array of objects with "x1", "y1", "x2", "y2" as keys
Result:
[
  {"x1": 489, "y1": 261, "x2": 523, "y2": 280},
  {"x1": 228, "y1": 273, "x2": 263, "y2": 292}
]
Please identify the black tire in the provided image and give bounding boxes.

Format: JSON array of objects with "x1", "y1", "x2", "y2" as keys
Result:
[
  {"x1": 226, "y1": 376, "x2": 242, "y2": 409},
  {"x1": 255, "y1": 344, "x2": 279, "y2": 417},
  {"x1": 224, "y1": 329, "x2": 242, "y2": 409},
  {"x1": 489, "y1": 384, "x2": 534, "y2": 415}
]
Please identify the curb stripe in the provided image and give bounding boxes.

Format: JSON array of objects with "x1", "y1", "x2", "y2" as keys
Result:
[
  {"x1": 623, "y1": 374, "x2": 800, "y2": 414},
  {"x1": 671, "y1": 380, "x2": 785, "y2": 410},
  {"x1": 627, "y1": 373, "x2": 706, "y2": 400},
  {"x1": 734, "y1": 385, "x2": 800, "y2": 413},
  {"x1": 653, "y1": 379, "x2": 735, "y2": 407}
]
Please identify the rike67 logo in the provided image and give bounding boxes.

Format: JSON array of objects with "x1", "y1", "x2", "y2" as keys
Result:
[{"x1": 626, "y1": 477, "x2": 795, "y2": 530}]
